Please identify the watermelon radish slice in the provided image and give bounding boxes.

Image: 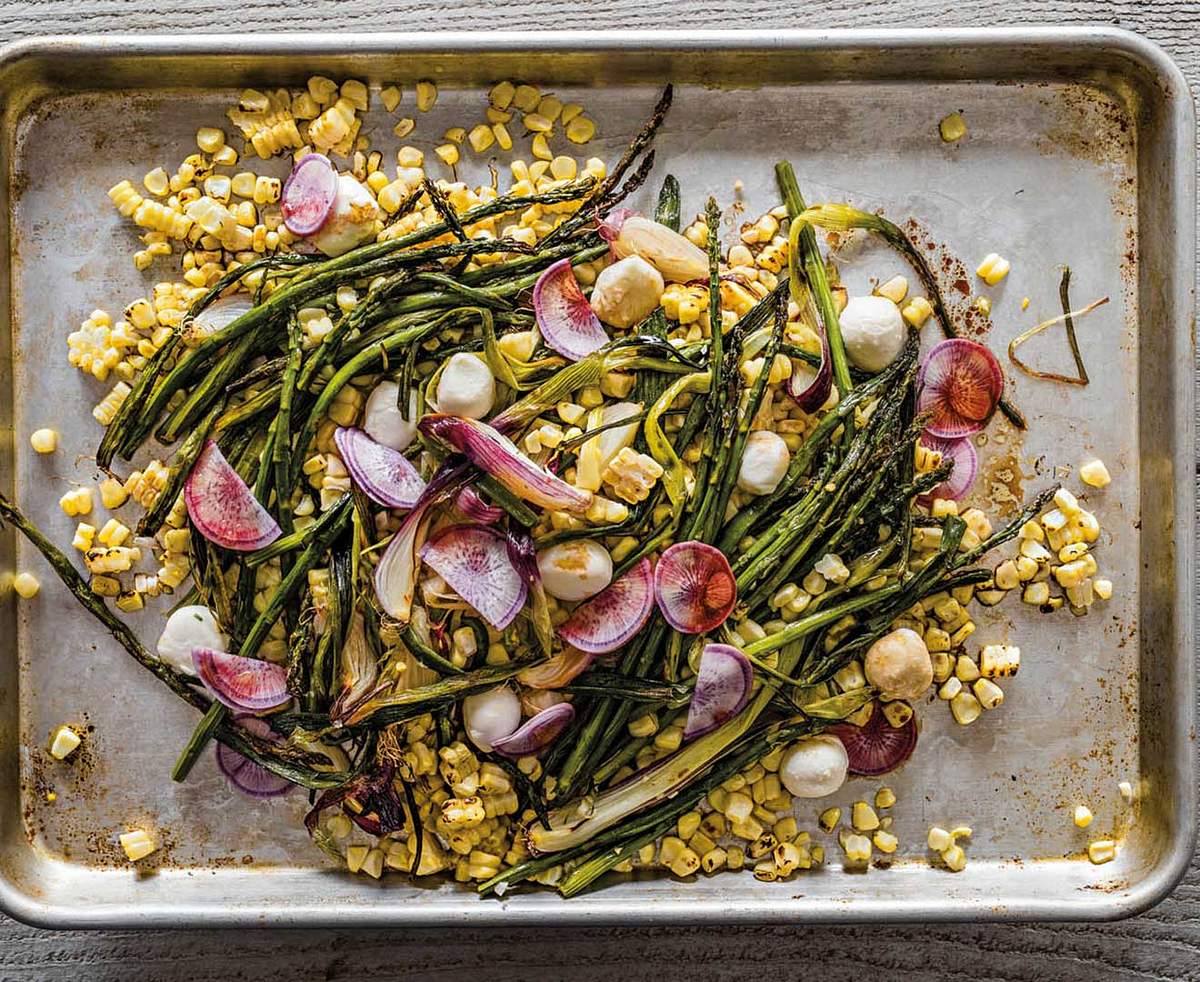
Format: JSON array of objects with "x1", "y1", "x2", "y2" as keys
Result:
[
  {"x1": 491, "y1": 703, "x2": 575, "y2": 758},
  {"x1": 653, "y1": 541, "x2": 737, "y2": 635},
  {"x1": 532, "y1": 258, "x2": 609, "y2": 361},
  {"x1": 193, "y1": 647, "x2": 290, "y2": 712},
  {"x1": 281, "y1": 153, "x2": 338, "y2": 236},
  {"x1": 333, "y1": 426, "x2": 425, "y2": 509},
  {"x1": 915, "y1": 434, "x2": 978, "y2": 506},
  {"x1": 683, "y1": 643, "x2": 754, "y2": 740},
  {"x1": 215, "y1": 713, "x2": 294, "y2": 798},
  {"x1": 420, "y1": 524, "x2": 527, "y2": 630},
  {"x1": 917, "y1": 338, "x2": 1004, "y2": 439},
  {"x1": 185, "y1": 439, "x2": 281, "y2": 552},
  {"x1": 830, "y1": 703, "x2": 918, "y2": 776},
  {"x1": 558, "y1": 558, "x2": 654, "y2": 654}
]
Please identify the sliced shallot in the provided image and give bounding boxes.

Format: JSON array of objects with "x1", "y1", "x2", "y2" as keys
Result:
[
  {"x1": 915, "y1": 434, "x2": 978, "y2": 505},
  {"x1": 830, "y1": 703, "x2": 918, "y2": 776},
  {"x1": 558, "y1": 557, "x2": 655, "y2": 655},
  {"x1": 597, "y1": 207, "x2": 636, "y2": 245},
  {"x1": 455, "y1": 485, "x2": 503, "y2": 524},
  {"x1": 333, "y1": 426, "x2": 425, "y2": 509},
  {"x1": 491, "y1": 703, "x2": 576, "y2": 758},
  {"x1": 532, "y1": 258, "x2": 609, "y2": 361},
  {"x1": 215, "y1": 714, "x2": 294, "y2": 798},
  {"x1": 193, "y1": 647, "x2": 290, "y2": 712},
  {"x1": 185, "y1": 440, "x2": 281, "y2": 552},
  {"x1": 281, "y1": 153, "x2": 339, "y2": 236},
  {"x1": 683, "y1": 643, "x2": 754, "y2": 740},
  {"x1": 917, "y1": 338, "x2": 1004, "y2": 439},
  {"x1": 653, "y1": 540, "x2": 737, "y2": 635},
  {"x1": 420, "y1": 524, "x2": 527, "y2": 630},
  {"x1": 517, "y1": 647, "x2": 596, "y2": 689},
  {"x1": 184, "y1": 295, "x2": 254, "y2": 346}
]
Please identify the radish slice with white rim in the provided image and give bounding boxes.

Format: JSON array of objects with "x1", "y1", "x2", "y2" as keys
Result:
[
  {"x1": 420, "y1": 524, "x2": 528, "y2": 630},
  {"x1": 333, "y1": 426, "x2": 425, "y2": 509},
  {"x1": 830, "y1": 704, "x2": 918, "y2": 776},
  {"x1": 917, "y1": 338, "x2": 1004, "y2": 439},
  {"x1": 683, "y1": 643, "x2": 754, "y2": 740},
  {"x1": 653, "y1": 540, "x2": 737, "y2": 635},
  {"x1": 915, "y1": 434, "x2": 978, "y2": 505},
  {"x1": 491, "y1": 702, "x2": 576, "y2": 759},
  {"x1": 215, "y1": 714, "x2": 294, "y2": 798},
  {"x1": 193, "y1": 647, "x2": 290, "y2": 712},
  {"x1": 281, "y1": 153, "x2": 339, "y2": 236},
  {"x1": 185, "y1": 439, "x2": 281, "y2": 552},
  {"x1": 532, "y1": 258, "x2": 609, "y2": 361},
  {"x1": 558, "y1": 557, "x2": 655, "y2": 654}
]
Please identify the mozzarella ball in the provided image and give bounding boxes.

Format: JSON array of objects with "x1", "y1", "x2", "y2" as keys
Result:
[
  {"x1": 736, "y1": 430, "x2": 791, "y2": 496},
  {"x1": 537, "y1": 540, "x2": 613, "y2": 602},
  {"x1": 363, "y1": 381, "x2": 418, "y2": 451},
  {"x1": 779, "y1": 735, "x2": 849, "y2": 798},
  {"x1": 589, "y1": 255, "x2": 665, "y2": 329},
  {"x1": 462, "y1": 685, "x2": 522, "y2": 752},
  {"x1": 436, "y1": 353, "x2": 495, "y2": 419},
  {"x1": 309, "y1": 174, "x2": 379, "y2": 257},
  {"x1": 864, "y1": 627, "x2": 934, "y2": 700},
  {"x1": 156, "y1": 605, "x2": 227, "y2": 676},
  {"x1": 840, "y1": 295, "x2": 906, "y2": 373}
]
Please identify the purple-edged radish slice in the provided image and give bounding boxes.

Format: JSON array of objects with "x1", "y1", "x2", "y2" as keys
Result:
[
  {"x1": 558, "y1": 558, "x2": 654, "y2": 655},
  {"x1": 917, "y1": 338, "x2": 1004, "y2": 439},
  {"x1": 193, "y1": 647, "x2": 290, "y2": 712},
  {"x1": 215, "y1": 714, "x2": 294, "y2": 798},
  {"x1": 456, "y1": 485, "x2": 503, "y2": 524},
  {"x1": 281, "y1": 153, "x2": 339, "y2": 236},
  {"x1": 653, "y1": 540, "x2": 737, "y2": 635},
  {"x1": 683, "y1": 643, "x2": 754, "y2": 740},
  {"x1": 830, "y1": 703, "x2": 918, "y2": 776},
  {"x1": 420, "y1": 524, "x2": 528, "y2": 630},
  {"x1": 333, "y1": 426, "x2": 425, "y2": 509},
  {"x1": 915, "y1": 434, "x2": 978, "y2": 506},
  {"x1": 532, "y1": 258, "x2": 609, "y2": 361},
  {"x1": 185, "y1": 440, "x2": 281, "y2": 552},
  {"x1": 491, "y1": 702, "x2": 576, "y2": 758},
  {"x1": 420, "y1": 414, "x2": 592, "y2": 513}
]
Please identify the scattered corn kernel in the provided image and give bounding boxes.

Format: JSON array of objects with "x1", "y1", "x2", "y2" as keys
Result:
[
  {"x1": 119, "y1": 829, "x2": 157, "y2": 861},
  {"x1": 49, "y1": 724, "x2": 81, "y2": 759},
  {"x1": 939, "y1": 111, "x2": 967, "y2": 142},
  {"x1": 29, "y1": 428, "x2": 58, "y2": 453},
  {"x1": 1080, "y1": 458, "x2": 1111, "y2": 488},
  {"x1": 1088, "y1": 839, "x2": 1116, "y2": 864},
  {"x1": 976, "y1": 252, "x2": 1011, "y2": 285},
  {"x1": 1074, "y1": 804, "x2": 1094, "y2": 828}
]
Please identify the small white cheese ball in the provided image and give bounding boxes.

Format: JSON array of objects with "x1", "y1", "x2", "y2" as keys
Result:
[
  {"x1": 309, "y1": 174, "x2": 380, "y2": 257},
  {"x1": 589, "y1": 255, "x2": 665, "y2": 329},
  {"x1": 436, "y1": 353, "x2": 496, "y2": 419},
  {"x1": 736, "y1": 430, "x2": 791, "y2": 496},
  {"x1": 363, "y1": 381, "x2": 419, "y2": 451},
  {"x1": 462, "y1": 685, "x2": 522, "y2": 752},
  {"x1": 779, "y1": 735, "x2": 850, "y2": 798},
  {"x1": 537, "y1": 540, "x2": 613, "y2": 602},
  {"x1": 840, "y1": 295, "x2": 906, "y2": 373},
  {"x1": 156, "y1": 605, "x2": 227, "y2": 676},
  {"x1": 865, "y1": 627, "x2": 934, "y2": 700}
]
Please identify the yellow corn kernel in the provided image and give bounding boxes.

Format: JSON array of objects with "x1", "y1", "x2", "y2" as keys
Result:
[
  {"x1": 1094, "y1": 578, "x2": 1113, "y2": 601},
  {"x1": 435, "y1": 143, "x2": 460, "y2": 167},
  {"x1": 488, "y1": 80, "x2": 516, "y2": 109},
  {"x1": 565, "y1": 115, "x2": 596, "y2": 144},
  {"x1": 902, "y1": 295, "x2": 934, "y2": 328},
  {"x1": 851, "y1": 801, "x2": 880, "y2": 831},
  {"x1": 107, "y1": 179, "x2": 144, "y2": 217},
  {"x1": 979, "y1": 643, "x2": 1020, "y2": 678},
  {"x1": 29, "y1": 428, "x2": 58, "y2": 454},
  {"x1": 142, "y1": 167, "x2": 170, "y2": 197},
  {"x1": 531, "y1": 133, "x2": 552, "y2": 161},
  {"x1": 927, "y1": 826, "x2": 953, "y2": 851},
  {"x1": 97, "y1": 477, "x2": 128, "y2": 510},
  {"x1": 973, "y1": 677, "x2": 1004, "y2": 710},
  {"x1": 59, "y1": 487, "x2": 93, "y2": 518},
  {"x1": 97, "y1": 518, "x2": 131, "y2": 547},
  {"x1": 119, "y1": 829, "x2": 157, "y2": 862},
  {"x1": 941, "y1": 843, "x2": 967, "y2": 872},
  {"x1": 950, "y1": 690, "x2": 983, "y2": 725},
  {"x1": 489, "y1": 122, "x2": 513, "y2": 151},
  {"x1": 873, "y1": 830, "x2": 899, "y2": 854},
  {"x1": 1074, "y1": 804, "x2": 1094, "y2": 828},
  {"x1": 511, "y1": 84, "x2": 540, "y2": 112},
  {"x1": 976, "y1": 252, "x2": 1011, "y2": 285},
  {"x1": 49, "y1": 723, "x2": 81, "y2": 760},
  {"x1": 1087, "y1": 839, "x2": 1116, "y2": 864},
  {"x1": 1080, "y1": 458, "x2": 1111, "y2": 488},
  {"x1": 955, "y1": 654, "x2": 981, "y2": 682},
  {"x1": 842, "y1": 832, "x2": 872, "y2": 864},
  {"x1": 71, "y1": 523, "x2": 96, "y2": 552},
  {"x1": 378, "y1": 84, "x2": 402, "y2": 112},
  {"x1": 12, "y1": 572, "x2": 40, "y2": 599},
  {"x1": 939, "y1": 111, "x2": 967, "y2": 142},
  {"x1": 415, "y1": 80, "x2": 438, "y2": 112},
  {"x1": 875, "y1": 787, "x2": 897, "y2": 809}
]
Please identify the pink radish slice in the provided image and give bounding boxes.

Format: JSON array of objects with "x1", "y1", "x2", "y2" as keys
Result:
[
  {"x1": 420, "y1": 414, "x2": 592, "y2": 513},
  {"x1": 491, "y1": 702, "x2": 575, "y2": 758},
  {"x1": 215, "y1": 714, "x2": 294, "y2": 798},
  {"x1": 683, "y1": 643, "x2": 754, "y2": 740},
  {"x1": 455, "y1": 485, "x2": 503, "y2": 523},
  {"x1": 558, "y1": 557, "x2": 655, "y2": 654},
  {"x1": 333, "y1": 426, "x2": 425, "y2": 509},
  {"x1": 282, "y1": 153, "x2": 339, "y2": 236},
  {"x1": 917, "y1": 338, "x2": 1004, "y2": 439},
  {"x1": 830, "y1": 703, "x2": 918, "y2": 776},
  {"x1": 915, "y1": 435, "x2": 978, "y2": 506},
  {"x1": 193, "y1": 647, "x2": 290, "y2": 712},
  {"x1": 653, "y1": 541, "x2": 737, "y2": 635},
  {"x1": 532, "y1": 258, "x2": 609, "y2": 361},
  {"x1": 186, "y1": 440, "x2": 281, "y2": 552},
  {"x1": 420, "y1": 524, "x2": 528, "y2": 630}
]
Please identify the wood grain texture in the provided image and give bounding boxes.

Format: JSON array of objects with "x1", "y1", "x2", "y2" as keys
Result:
[{"x1": 1, "y1": 2, "x2": 1196, "y2": 980}]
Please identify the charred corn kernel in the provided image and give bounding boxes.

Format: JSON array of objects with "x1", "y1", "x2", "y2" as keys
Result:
[
  {"x1": 954, "y1": 654, "x2": 981, "y2": 682},
  {"x1": 115, "y1": 590, "x2": 144, "y2": 613},
  {"x1": 1094, "y1": 578, "x2": 1113, "y2": 601},
  {"x1": 931, "y1": 650, "x2": 953, "y2": 683},
  {"x1": 941, "y1": 843, "x2": 967, "y2": 871},
  {"x1": 12, "y1": 572, "x2": 40, "y2": 599},
  {"x1": 950, "y1": 690, "x2": 983, "y2": 724},
  {"x1": 818, "y1": 806, "x2": 841, "y2": 832},
  {"x1": 435, "y1": 143, "x2": 460, "y2": 167},
  {"x1": 882, "y1": 700, "x2": 914, "y2": 728},
  {"x1": 902, "y1": 296, "x2": 934, "y2": 328},
  {"x1": 49, "y1": 723, "x2": 81, "y2": 760},
  {"x1": 1073, "y1": 804, "x2": 1094, "y2": 828},
  {"x1": 748, "y1": 833, "x2": 778, "y2": 860},
  {"x1": 700, "y1": 847, "x2": 727, "y2": 873},
  {"x1": 1058, "y1": 542, "x2": 1089, "y2": 563},
  {"x1": 1088, "y1": 839, "x2": 1116, "y2": 864},
  {"x1": 252, "y1": 175, "x2": 281, "y2": 204},
  {"x1": 414, "y1": 80, "x2": 437, "y2": 112},
  {"x1": 29, "y1": 428, "x2": 58, "y2": 454},
  {"x1": 979, "y1": 643, "x2": 1020, "y2": 678},
  {"x1": 851, "y1": 801, "x2": 880, "y2": 831},
  {"x1": 723, "y1": 845, "x2": 745, "y2": 871},
  {"x1": 976, "y1": 252, "x2": 1011, "y2": 285},
  {"x1": 875, "y1": 787, "x2": 897, "y2": 809},
  {"x1": 973, "y1": 677, "x2": 1004, "y2": 710},
  {"x1": 565, "y1": 115, "x2": 596, "y2": 144},
  {"x1": 876, "y1": 275, "x2": 908, "y2": 304},
  {"x1": 119, "y1": 829, "x2": 157, "y2": 861},
  {"x1": 1080, "y1": 458, "x2": 1111, "y2": 488},
  {"x1": 939, "y1": 111, "x2": 967, "y2": 142},
  {"x1": 602, "y1": 447, "x2": 664, "y2": 504},
  {"x1": 59, "y1": 487, "x2": 93, "y2": 518}
]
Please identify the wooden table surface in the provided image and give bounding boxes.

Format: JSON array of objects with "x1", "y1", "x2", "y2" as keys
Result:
[{"x1": 1, "y1": 2, "x2": 1195, "y2": 979}]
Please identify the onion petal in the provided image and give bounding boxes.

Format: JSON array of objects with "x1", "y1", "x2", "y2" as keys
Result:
[
  {"x1": 193, "y1": 647, "x2": 290, "y2": 712},
  {"x1": 420, "y1": 524, "x2": 527, "y2": 631},
  {"x1": 518, "y1": 647, "x2": 595, "y2": 688},
  {"x1": 598, "y1": 207, "x2": 636, "y2": 247},
  {"x1": 532, "y1": 258, "x2": 609, "y2": 361},
  {"x1": 281, "y1": 153, "x2": 338, "y2": 236},
  {"x1": 420, "y1": 414, "x2": 592, "y2": 513},
  {"x1": 558, "y1": 557, "x2": 655, "y2": 654},
  {"x1": 184, "y1": 295, "x2": 255, "y2": 346},
  {"x1": 915, "y1": 435, "x2": 978, "y2": 505},
  {"x1": 683, "y1": 643, "x2": 754, "y2": 740},
  {"x1": 185, "y1": 440, "x2": 281, "y2": 552},
  {"x1": 830, "y1": 703, "x2": 918, "y2": 776},
  {"x1": 456, "y1": 486, "x2": 503, "y2": 524},
  {"x1": 787, "y1": 330, "x2": 833, "y2": 413},
  {"x1": 653, "y1": 541, "x2": 737, "y2": 635},
  {"x1": 491, "y1": 703, "x2": 576, "y2": 758},
  {"x1": 215, "y1": 714, "x2": 294, "y2": 798},
  {"x1": 333, "y1": 426, "x2": 425, "y2": 509},
  {"x1": 917, "y1": 338, "x2": 1004, "y2": 439}
]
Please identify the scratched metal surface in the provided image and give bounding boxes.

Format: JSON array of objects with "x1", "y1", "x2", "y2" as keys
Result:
[{"x1": 0, "y1": 31, "x2": 1191, "y2": 928}]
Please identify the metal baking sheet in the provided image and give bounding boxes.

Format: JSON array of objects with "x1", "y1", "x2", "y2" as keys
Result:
[{"x1": 0, "y1": 29, "x2": 1192, "y2": 927}]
